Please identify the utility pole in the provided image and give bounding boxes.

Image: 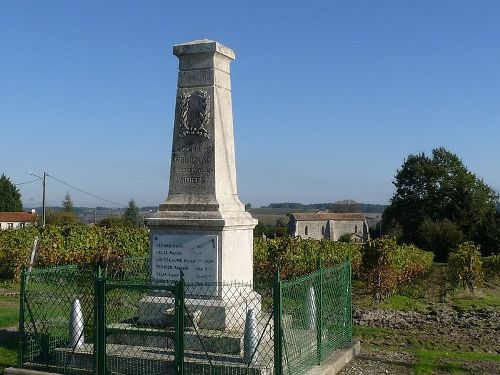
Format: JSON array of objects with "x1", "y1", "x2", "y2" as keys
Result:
[
  {"x1": 42, "y1": 172, "x2": 46, "y2": 227},
  {"x1": 27, "y1": 171, "x2": 47, "y2": 227}
]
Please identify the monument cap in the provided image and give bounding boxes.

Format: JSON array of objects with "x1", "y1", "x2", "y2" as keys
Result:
[{"x1": 173, "y1": 39, "x2": 235, "y2": 60}]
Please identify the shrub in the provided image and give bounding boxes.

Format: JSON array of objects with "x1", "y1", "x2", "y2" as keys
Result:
[
  {"x1": 448, "y1": 242, "x2": 483, "y2": 293},
  {"x1": 482, "y1": 255, "x2": 500, "y2": 280},
  {"x1": 362, "y1": 236, "x2": 433, "y2": 301},
  {"x1": 420, "y1": 218, "x2": 464, "y2": 261},
  {"x1": 253, "y1": 237, "x2": 362, "y2": 284}
]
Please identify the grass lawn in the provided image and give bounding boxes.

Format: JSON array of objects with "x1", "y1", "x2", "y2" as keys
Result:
[{"x1": 0, "y1": 293, "x2": 19, "y2": 374}]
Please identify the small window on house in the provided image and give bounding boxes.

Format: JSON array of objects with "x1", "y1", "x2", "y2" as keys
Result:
[
  {"x1": 19, "y1": 223, "x2": 25, "y2": 229},
  {"x1": 305, "y1": 225, "x2": 308, "y2": 236},
  {"x1": 354, "y1": 225, "x2": 358, "y2": 234},
  {"x1": 322, "y1": 225, "x2": 325, "y2": 235},
  {"x1": 7, "y1": 223, "x2": 14, "y2": 229}
]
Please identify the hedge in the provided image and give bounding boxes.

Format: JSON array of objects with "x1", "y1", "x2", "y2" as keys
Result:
[
  {"x1": 1, "y1": 227, "x2": 434, "y2": 302},
  {"x1": 0, "y1": 225, "x2": 149, "y2": 279},
  {"x1": 254, "y1": 236, "x2": 362, "y2": 284}
]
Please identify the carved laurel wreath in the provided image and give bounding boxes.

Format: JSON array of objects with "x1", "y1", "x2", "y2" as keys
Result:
[{"x1": 178, "y1": 90, "x2": 210, "y2": 139}]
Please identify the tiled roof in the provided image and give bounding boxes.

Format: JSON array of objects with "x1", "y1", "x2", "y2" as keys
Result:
[
  {"x1": 290, "y1": 212, "x2": 366, "y2": 222},
  {"x1": 0, "y1": 212, "x2": 37, "y2": 222}
]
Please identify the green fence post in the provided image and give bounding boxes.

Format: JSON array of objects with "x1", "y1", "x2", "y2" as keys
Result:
[
  {"x1": 316, "y1": 257, "x2": 323, "y2": 364},
  {"x1": 17, "y1": 267, "x2": 26, "y2": 368},
  {"x1": 94, "y1": 264, "x2": 106, "y2": 375},
  {"x1": 175, "y1": 272, "x2": 185, "y2": 375},
  {"x1": 273, "y1": 269, "x2": 283, "y2": 375},
  {"x1": 348, "y1": 261, "x2": 352, "y2": 341}
]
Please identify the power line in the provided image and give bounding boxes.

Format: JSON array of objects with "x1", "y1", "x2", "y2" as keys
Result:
[
  {"x1": 46, "y1": 174, "x2": 126, "y2": 207},
  {"x1": 15, "y1": 178, "x2": 41, "y2": 186}
]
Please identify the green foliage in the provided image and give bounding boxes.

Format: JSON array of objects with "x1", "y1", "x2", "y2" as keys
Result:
[
  {"x1": 273, "y1": 218, "x2": 288, "y2": 238},
  {"x1": 482, "y1": 254, "x2": 500, "y2": 280},
  {"x1": 420, "y1": 218, "x2": 464, "y2": 261},
  {"x1": 253, "y1": 221, "x2": 269, "y2": 238},
  {"x1": 0, "y1": 225, "x2": 149, "y2": 279},
  {"x1": 362, "y1": 236, "x2": 434, "y2": 301},
  {"x1": 253, "y1": 219, "x2": 288, "y2": 238},
  {"x1": 382, "y1": 148, "x2": 499, "y2": 256},
  {"x1": 123, "y1": 199, "x2": 143, "y2": 228},
  {"x1": 62, "y1": 192, "x2": 74, "y2": 212},
  {"x1": 98, "y1": 216, "x2": 131, "y2": 228},
  {"x1": 338, "y1": 233, "x2": 352, "y2": 243},
  {"x1": 46, "y1": 211, "x2": 80, "y2": 226},
  {"x1": 448, "y1": 242, "x2": 483, "y2": 293},
  {"x1": 0, "y1": 173, "x2": 22, "y2": 212},
  {"x1": 254, "y1": 236, "x2": 362, "y2": 283}
]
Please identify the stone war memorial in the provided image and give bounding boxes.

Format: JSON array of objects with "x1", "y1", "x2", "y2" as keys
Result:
[
  {"x1": 11, "y1": 39, "x2": 357, "y2": 375},
  {"x1": 141, "y1": 39, "x2": 260, "y2": 331}
]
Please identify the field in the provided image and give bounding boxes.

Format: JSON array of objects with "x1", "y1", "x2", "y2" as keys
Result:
[{"x1": 342, "y1": 263, "x2": 500, "y2": 374}]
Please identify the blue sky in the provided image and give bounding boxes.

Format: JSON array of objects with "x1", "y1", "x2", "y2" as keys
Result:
[{"x1": 1, "y1": 1, "x2": 499, "y2": 208}]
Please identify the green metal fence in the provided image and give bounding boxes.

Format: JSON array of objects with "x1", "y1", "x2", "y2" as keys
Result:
[
  {"x1": 279, "y1": 260, "x2": 352, "y2": 375},
  {"x1": 18, "y1": 258, "x2": 351, "y2": 375}
]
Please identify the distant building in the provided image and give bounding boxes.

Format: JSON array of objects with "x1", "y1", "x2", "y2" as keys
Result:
[
  {"x1": 0, "y1": 211, "x2": 37, "y2": 230},
  {"x1": 288, "y1": 212, "x2": 370, "y2": 243}
]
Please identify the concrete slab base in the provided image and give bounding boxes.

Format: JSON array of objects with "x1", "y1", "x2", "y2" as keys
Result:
[
  {"x1": 305, "y1": 341, "x2": 361, "y2": 375},
  {"x1": 4, "y1": 368, "x2": 62, "y2": 375}
]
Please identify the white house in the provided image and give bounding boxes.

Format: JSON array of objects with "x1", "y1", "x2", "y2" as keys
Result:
[{"x1": 0, "y1": 211, "x2": 37, "y2": 229}]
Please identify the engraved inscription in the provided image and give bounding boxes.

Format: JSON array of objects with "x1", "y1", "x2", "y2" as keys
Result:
[
  {"x1": 178, "y1": 70, "x2": 214, "y2": 86},
  {"x1": 171, "y1": 141, "x2": 214, "y2": 187},
  {"x1": 151, "y1": 234, "x2": 218, "y2": 291}
]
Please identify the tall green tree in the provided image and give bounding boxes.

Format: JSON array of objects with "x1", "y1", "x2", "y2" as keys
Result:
[
  {"x1": 382, "y1": 148, "x2": 499, "y2": 258},
  {"x1": 46, "y1": 192, "x2": 80, "y2": 226},
  {"x1": 62, "y1": 192, "x2": 74, "y2": 212},
  {"x1": 0, "y1": 173, "x2": 23, "y2": 212},
  {"x1": 123, "y1": 199, "x2": 143, "y2": 228}
]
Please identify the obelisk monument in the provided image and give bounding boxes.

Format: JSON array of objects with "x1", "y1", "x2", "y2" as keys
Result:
[{"x1": 146, "y1": 39, "x2": 257, "y2": 292}]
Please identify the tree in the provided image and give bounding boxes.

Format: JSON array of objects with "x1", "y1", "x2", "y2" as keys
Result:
[
  {"x1": 46, "y1": 192, "x2": 80, "y2": 226},
  {"x1": 273, "y1": 218, "x2": 288, "y2": 238},
  {"x1": 0, "y1": 174, "x2": 23, "y2": 212},
  {"x1": 338, "y1": 233, "x2": 352, "y2": 243},
  {"x1": 382, "y1": 148, "x2": 499, "y2": 257},
  {"x1": 62, "y1": 192, "x2": 74, "y2": 212},
  {"x1": 123, "y1": 199, "x2": 143, "y2": 228}
]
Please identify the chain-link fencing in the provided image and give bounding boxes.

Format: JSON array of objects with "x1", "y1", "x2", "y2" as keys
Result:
[
  {"x1": 280, "y1": 260, "x2": 352, "y2": 375},
  {"x1": 18, "y1": 257, "x2": 351, "y2": 375}
]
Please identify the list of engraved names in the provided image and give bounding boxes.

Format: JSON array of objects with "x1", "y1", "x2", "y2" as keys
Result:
[{"x1": 151, "y1": 234, "x2": 218, "y2": 283}]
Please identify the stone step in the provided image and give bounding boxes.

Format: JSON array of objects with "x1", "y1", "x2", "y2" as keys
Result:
[
  {"x1": 106, "y1": 322, "x2": 243, "y2": 355},
  {"x1": 52, "y1": 343, "x2": 272, "y2": 375}
]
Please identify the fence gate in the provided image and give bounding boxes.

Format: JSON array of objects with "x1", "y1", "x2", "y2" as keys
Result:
[{"x1": 99, "y1": 275, "x2": 184, "y2": 375}]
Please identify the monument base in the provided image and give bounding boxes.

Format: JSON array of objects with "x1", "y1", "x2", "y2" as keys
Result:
[
  {"x1": 146, "y1": 209, "x2": 257, "y2": 287},
  {"x1": 138, "y1": 291, "x2": 262, "y2": 332}
]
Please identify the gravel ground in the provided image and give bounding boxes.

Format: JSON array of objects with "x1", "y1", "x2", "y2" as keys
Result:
[{"x1": 339, "y1": 349, "x2": 416, "y2": 374}]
